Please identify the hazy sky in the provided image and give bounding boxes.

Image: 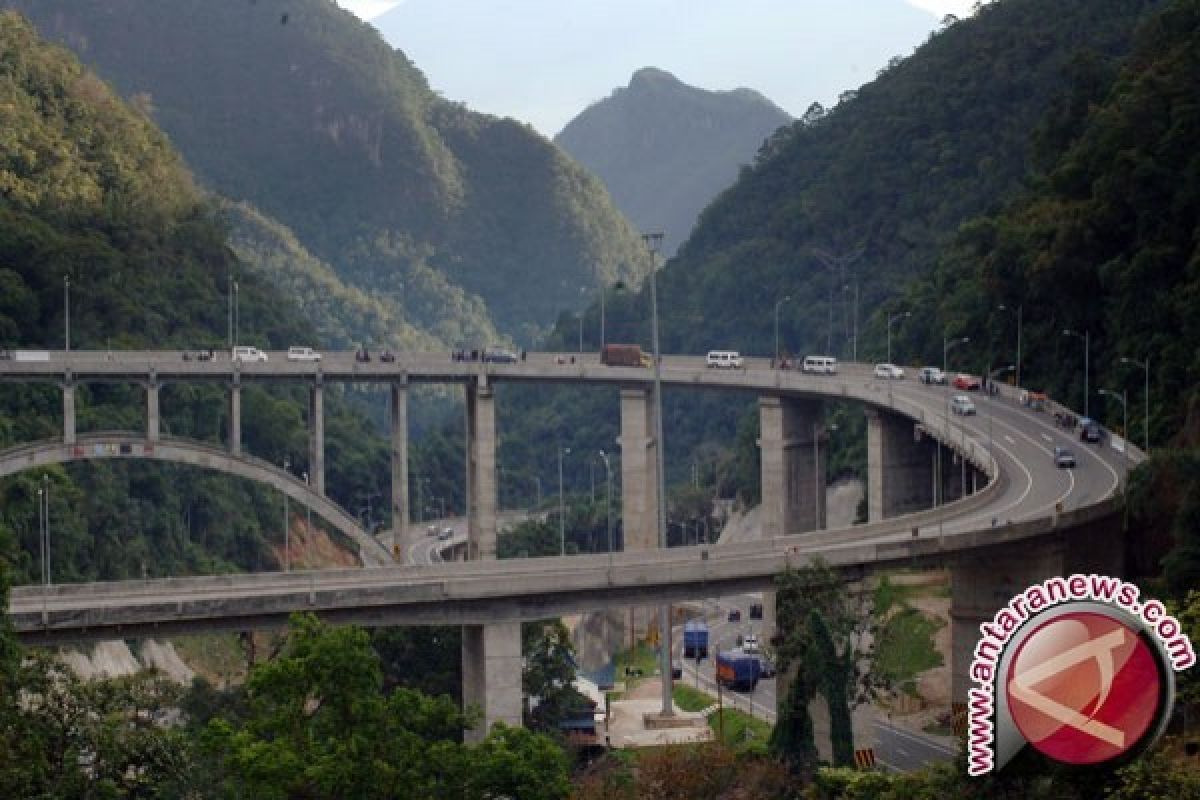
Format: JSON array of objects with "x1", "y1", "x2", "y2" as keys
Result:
[{"x1": 336, "y1": 1, "x2": 983, "y2": 136}]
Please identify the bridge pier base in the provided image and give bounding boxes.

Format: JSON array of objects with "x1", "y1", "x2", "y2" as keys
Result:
[
  {"x1": 949, "y1": 512, "x2": 1126, "y2": 704},
  {"x1": 308, "y1": 381, "x2": 324, "y2": 496},
  {"x1": 759, "y1": 395, "x2": 825, "y2": 536},
  {"x1": 228, "y1": 382, "x2": 241, "y2": 456},
  {"x1": 145, "y1": 381, "x2": 160, "y2": 442},
  {"x1": 390, "y1": 381, "x2": 408, "y2": 561},
  {"x1": 865, "y1": 408, "x2": 935, "y2": 521},
  {"x1": 462, "y1": 622, "x2": 523, "y2": 741},
  {"x1": 62, "y1": 380, "x2": 76, "y2": 446}
]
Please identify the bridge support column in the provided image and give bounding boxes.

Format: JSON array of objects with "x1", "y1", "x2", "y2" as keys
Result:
[
  {"x1": 145, "y1": 381, "x2": 160, "y2": 442},
  {"x1": 949, "y1": 513, "x2": 1126, "y2": 704},
  {"x1": 618, "y1": 388, "x2": 658, "y2": 552},
  {"x1": 759, "y1": 395, "x2": 825, "y2": 536},
  {"x1": 62, "y1": 380, "x2": 76, "y2": 446},
  {"x1": 308, "y1": 381, "x2": 325, "y2": 495},
  {"x1": 462, "y1": 621, "x2": 523, "y2": 741},
  {"x1": 390, "y1": 381, "x2": 408, "y2": 561},
  {"x1": 228, "y1": 381, "x2": 241, "y2": 456},
  {"x1": 865, "y1": 408, "x2": 935, "y2": 521},
  {"x1": 461, "y1": 378, "x2": 519, "y2": 741},
  {"x1": 465, "y1": 379, "x2": 497, "y2": 560}
]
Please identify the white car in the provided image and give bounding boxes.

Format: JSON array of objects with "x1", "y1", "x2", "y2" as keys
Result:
[
  {"x1": 950, "y1": 394, "x2": 976, "y2": 415},
  {"x1": 873, "y1": 363, "x2": 904, "y2": 379},
  {"x1": 919, "y1": 366, "x2": 946, "y2": 385},
  {"x1": 742, "y1": 634, "x2": 760, "y2": 654},
  {"x1": 232, "y1": 346, "x2": 268, "y2": 363},
  {"x1": 286, "y1": 346, "x2": 322, "y2": 362}
]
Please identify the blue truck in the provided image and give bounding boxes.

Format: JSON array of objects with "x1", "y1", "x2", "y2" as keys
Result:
[
  {"x1": 716, "y1": 650, "x2": 761, "y2": 692},
  {"x1": 683, "y1": 620, "x2": 709, "y2": 659}
]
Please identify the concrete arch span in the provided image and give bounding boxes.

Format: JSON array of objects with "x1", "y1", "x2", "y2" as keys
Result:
[{"x1": 0, "y1": 433, "x2": 392, "y2": 566}]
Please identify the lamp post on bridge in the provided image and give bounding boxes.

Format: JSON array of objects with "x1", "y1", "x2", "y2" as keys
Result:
[
  {"x1": 773, "y1": 295, "x2": 791, "y2": 363},
  {"x1": 886, "y1": 310, "x2": 910, "y2": 365},
  {"x1": 987, "y1": 365, "x2": 1015, "y2": 466},
  {"x1": 64, "y1": 275, "x2": 70, "y2": 353},
  {"x1": 1062, "y1": 328, "x2": 1089, "y2": 418},
  {"x1": 282, "y1": 459, "x2": 290, "y2": 572},
  {"x1": 303, "y1": 471, "x2": 312, "y2": 568},
  {"x1": 1119, "y1": 355, "x2": 1150, "y2": 453},
  {"x1": 1098, "y1": 388, "x2": 1129, "y2": 487},
  {"x1": 598, "y1": 449, "x2": 613, "y2": 558},
  {"x1": 997, "y1": 304, "x2": 1022, "y2": 389},
  {"x1": 558, "y1": 446, "x2": 570, "y2": 556},
  {"x1": 941, "y1": 335, "x2": 970, "y2": 509}
]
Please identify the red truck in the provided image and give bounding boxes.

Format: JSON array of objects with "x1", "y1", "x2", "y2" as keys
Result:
[{"x1": 601, "y1": 344, "x2": 651, "y2": 367}]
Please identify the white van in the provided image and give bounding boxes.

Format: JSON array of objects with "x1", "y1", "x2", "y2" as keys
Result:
[
  {"x1": 286, "y1": 346, "x2": 322, "y2": 362},
  {"x1": 706, "y1": 350, "x2": 744, "y2": 369},
  {"x1": 232, "y1": 346, "x2": 268, "y2": 363},
  {"x1": 802, "y1": 355, "x2": 838, "y2": 374}
]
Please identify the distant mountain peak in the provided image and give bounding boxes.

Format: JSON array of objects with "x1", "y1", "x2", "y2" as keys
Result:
[{"x1": 556, "y1": 68, "x2": 791, "y2": 255}]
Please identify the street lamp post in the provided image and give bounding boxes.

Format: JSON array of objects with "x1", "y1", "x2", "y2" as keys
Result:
[
  {"x1": 64, "y1": 275, "x2": 70, "y2": 353},
  {"x1": 1062, "y1": 329, "x2": 1089, "y2": 417},
  {"x1": 1098, "y1": 388, "x2": 1128, "y2": 485},
  {"x1": 998, "y1": 305, "x2": 1022, "y2": 388},
  {"x1": 774, "y1": 295, "x2": 791, "y2": 363},
  {"x1": 303, "y1": 471, "x2": 312, "y2": 567},
  {"x1": 558, "y1": 446, "x2": 571, "y2": 556},
  {"x1": 987, "y1": 365, "x2": 1016, "y2": 462},
  {"x1": 598, "y1": 450, "x2": 613, "y2": 555},
  {"x1": 282, "y1": 459, "x2": 290, "y2": 572},
  {"x1": 578, "y1": 314, "x2": 584, "y2": 354},
  {"x1": 642, "y1": 230, "x2": 674, "y2": 718},
  {"x1": 1120, "y1": 356, "x2": 1150, "y2": 453},
  {"x1": 843, "y1": 282, "x2": 859, "y2": 362},
  {"x1": 886, "y1": 310, "x2": 910, "y2": 365},
  {"x1": 941, "y1": 336, "x2": 970, "y2": 508}
]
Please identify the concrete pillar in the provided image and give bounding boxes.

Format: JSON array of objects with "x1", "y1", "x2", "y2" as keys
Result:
[
  {"x1": 949, "y1": 511, "x2": 1126, "y2": 703},
  {"x1": 308, "y1": 381, "x2": 325, "y2": 496},
  {"x1": 461, "y1": 378, "x2": 520, "y2": 740},
  {"x1": 145, "y1": 381, "x2": 160, "y2": 442},
  {"x1": 462, "y1": 621, "x2": 523, "y2": 741},
  {"x1": 865, "y1": 408, "x2": 936, "y2": 521},
  {"x1": 465, "y1": 379, "x2": 497, "y2": 561},
  {"x1": 759, "y1": 395, "x2": 825, "y2": 537},
  {"x1": 618, "y1": 388, "x2": 658, "y2": 552},
  {"x1": 390, "y1": 382, "x2": 409, "y2": 561},
  {"x1": 62, "y1": 380, "x2": 76, "y2": 446},
  {"x1": 228, "y1": 381, "x2": 241, "y2": 456}
]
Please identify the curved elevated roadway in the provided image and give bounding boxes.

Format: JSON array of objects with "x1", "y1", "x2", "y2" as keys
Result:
[
  {"x1": 0, "y1": 433, "x2": 391, "y2": 566},
  {"x1": 3, "y1": 352, "x2": 1138, "y2": 642}
]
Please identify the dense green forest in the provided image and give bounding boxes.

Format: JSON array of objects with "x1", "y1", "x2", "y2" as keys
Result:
[
  {"x1": 0, "y1": 11, "x2": 394, "y2": 582},
  {"x1": 3, "y1": 0, "x2": 649, "y2": 344}
]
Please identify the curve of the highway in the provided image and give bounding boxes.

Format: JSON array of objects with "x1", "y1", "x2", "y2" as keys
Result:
[{"x1": 4, "y1": 352, "x2": 1139, "y2": 642}]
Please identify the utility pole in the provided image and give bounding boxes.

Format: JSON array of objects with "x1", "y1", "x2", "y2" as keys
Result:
[{"x1": 64, "y1": 275, "x2": 70, "y2": 352}]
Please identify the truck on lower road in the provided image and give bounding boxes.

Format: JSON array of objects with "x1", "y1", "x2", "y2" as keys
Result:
[
  {"x1": 683, "y1": 620, "x2": 709, "y2": 659},
  {"x1": 716, "y1": 650, "x2": 761, "y2": 692},
  {"x1": 601, "y1": 343, "x2": 651, "y2": 367}
]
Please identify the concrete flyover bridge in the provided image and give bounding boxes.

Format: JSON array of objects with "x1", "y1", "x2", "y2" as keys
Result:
[
  {"x1": 0, "y1": 433, "x2": 391, "y2": 566},
  {"x1": 3, "y1": 350, "x2": 1142, "y2": 737}
]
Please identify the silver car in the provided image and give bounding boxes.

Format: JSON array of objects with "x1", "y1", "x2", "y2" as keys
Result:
[{"x1": 950, "y1": 394, "x2": 976, "y2": 415}]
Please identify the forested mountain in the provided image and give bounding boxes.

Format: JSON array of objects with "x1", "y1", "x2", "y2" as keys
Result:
[
  {"x1": 628, "y1": 0, "x2": 1160, "y2": 360},
  {"x1": 0, "y1": 11, "x2": 390, "y2": 582},
  {"x1": 894, "y1": 0, "x2": 1200, "y2": 597},
  {"x1": 555, "y1": 68, "x2": 791, "y2": 256},
  {"x1": 523, "y1": 0, "x2": 1160, "y2": 502},
  {"x1": 3, "y1": 0, "x2": 648, "y2": 343}
]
